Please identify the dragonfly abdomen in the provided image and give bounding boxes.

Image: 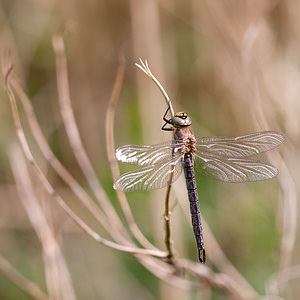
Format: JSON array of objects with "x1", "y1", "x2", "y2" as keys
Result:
[{"x1": 183, "y1": 153, "x2": 206, "y2": 263}]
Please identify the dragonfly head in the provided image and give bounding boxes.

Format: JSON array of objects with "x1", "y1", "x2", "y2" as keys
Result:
[{"x1": 171, "y1": 112, "x2": 192, "y2": 128}]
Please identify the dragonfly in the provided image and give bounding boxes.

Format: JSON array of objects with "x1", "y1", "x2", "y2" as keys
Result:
[{"x1": 113, "y1": 107, "x2": 284, "y2": 263}]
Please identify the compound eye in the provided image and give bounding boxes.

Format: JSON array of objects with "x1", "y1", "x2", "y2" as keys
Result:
[{"x1": 172, "y1": 112, "x2": 192, "y2": 127}]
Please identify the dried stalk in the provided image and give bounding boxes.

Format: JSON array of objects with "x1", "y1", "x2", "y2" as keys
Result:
[
  {"x1": 0, "y1": 255, "x2": 49, "y2": 300},
  {"x1": 178, "y1": 258, "x2": 259, "y2": 300},
  {"x1": 8, "y1": 144, "x2": 77, "y2": 300},
  {"x1": 52, "y1": 33, "x2": 126, "y2": 235},
  {"x1": 105, "y1": 52, "x2": 160, "y2": 251},
  {"x1": 136, "y1": 60, "x2": 176, "y2": 262},
  {"x1": 164, "y1": 183, "x2": 175, "y2": 263},
  {"x1": 267, "y1": 264, "x2": 300, "y2": 296},
  {"x1": 135, "y1": 59, "x2": 175, "y2": 118},
  {"x1": 4, "y1": 52, "x2": 130, "y2": 246},
  {"x1": 2, "y1": 59, "x2": 166, "y2": 259}
]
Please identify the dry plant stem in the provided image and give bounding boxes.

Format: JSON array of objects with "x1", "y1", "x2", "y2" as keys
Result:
[
  {"x1": 105, "y1": 53, "x2": 160, "y2": 251},
  {"x1": 136, "y1": 59, "x2": 175, "y2": 259},
  {"x1": 136, "y1": 59, "x2": 174, "y2": 118},
  {"x1": 52, "y1": 33, "x2": 125, "y2": 235},
  {"x1": 164, "y1": 178, "x2": 175, "y2": 263},
  {"x1": 8, "y1": 69, "x2": 126, "y2": 245},
  {"x1": 0, "y1": 255, "x2": 49, "y2": 300},
  {"x1": 8, "y1": 144, "x2": 77, "y2": 300},
  {"x1": 5, "y1": 36, "x2": 128, "y2": 244},
  {"x1": 275, "y1": 162, "x2": 297, "y2": 267},
  {"x1": 146, "y1": 255, "x2": 257, "y2": 298},
  {"x1": 178, "y1": 259, "x2": 259, "y2": 300},
  {"x1": 140, "y1": 257, "x2": 198, "y2": 291},
  {"x1": 2, "y1": 63, "x2": 166, "y2": 259},
  {"x1": 267, "y1": 264, "x2": 300, "y2": 296}
]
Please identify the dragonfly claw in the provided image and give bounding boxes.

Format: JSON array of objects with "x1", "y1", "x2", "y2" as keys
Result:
[{"x1": 199, "y1": 248, "x2": 206, "y2": 264}]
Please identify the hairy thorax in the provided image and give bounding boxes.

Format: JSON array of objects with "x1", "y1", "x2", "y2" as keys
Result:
[{"x1": 175, "y1": 127, "x2": 197, "y2": 154}]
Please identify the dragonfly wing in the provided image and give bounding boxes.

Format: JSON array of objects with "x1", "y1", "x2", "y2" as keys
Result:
[
  {"x1": 196, "y1": 131, "x2": 284, "y2": 158},
  {"x1": 113, "y1": 154, "x2": 183, "y2": 192},
  {"x1": 194, "y1": 152, "x2": 279, "y2": 182},
  {"x1": 115, "y1": 141, "x2": 183, "y2": 166}
]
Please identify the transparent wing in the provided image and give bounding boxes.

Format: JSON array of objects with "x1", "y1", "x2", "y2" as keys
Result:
[
  {"x1": 196, "y1": 131, "x2": 284, "y2": 158},
  {"x1": 113, "y1": 153, "x2": 183, "y2": 192},
  {"x1": 115, "y1": 140, "x2": 184, "y2": 166},
  {"x1": 194, "y1": 152, "x2": 278, "y2": 182}
]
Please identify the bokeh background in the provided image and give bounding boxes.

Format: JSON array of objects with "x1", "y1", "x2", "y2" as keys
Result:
[{"x1": 0, "y1": 0, "x2": 299, "y2": 299}]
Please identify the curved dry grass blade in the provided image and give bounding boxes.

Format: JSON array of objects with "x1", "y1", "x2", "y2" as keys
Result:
[
  {"x1": 135, "y1": 58, "x2": 175, "y2": 118},
  {"x1": 5, "y1": 58, "x2": 128, "y2": 245},
  {"x1": 133, "y1": 59, "x2": 177, "y2": 261},
  {"x1": 0, "y1": 255, "x2": 49, "y2": 300},
  {"x1": 8, "y1": 144, "x2": 77, "y2": 300},
  {"x1": 164, "y1": 173, "x2": 175, "y2": 264},
  {"x1": 52, "y1": 33, "x2": 126, "y2": 235},
  {"x1": 105, "y1": 52, "x2": 160, "y2": 250},
  {"x1": 266, "y1": 264, "x2": 300, "y2": 296},
  {"x1": 177, "y1": 258, "x2": 260, "y2": 299},
  {"x1": 2, "y1": 59, "x2": 167, "y2": 259}
]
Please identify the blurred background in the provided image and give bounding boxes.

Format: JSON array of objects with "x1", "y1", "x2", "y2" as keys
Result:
[{"x1": 0, "y1": 0, "x2": 299, "y2": 299}]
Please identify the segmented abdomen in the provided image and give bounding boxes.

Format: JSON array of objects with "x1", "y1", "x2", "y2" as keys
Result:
[{"x1": 183, "y1": 153, "x2": 206, "y2": 263}]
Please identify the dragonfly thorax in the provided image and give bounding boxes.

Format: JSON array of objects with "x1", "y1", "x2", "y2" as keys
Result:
[
  {"x1": 171, "y1": 112, "x2": 192, "y2": 128},
  {"x1": 184, "y1": 137, "x2": 196, "y2": 153}
]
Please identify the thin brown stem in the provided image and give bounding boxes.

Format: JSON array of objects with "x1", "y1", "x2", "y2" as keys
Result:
[
  {"x1": 135, "y1": 59, "x2": 176, "y2": 258},
  {"x1": 8, "y1": 144, "x2": 77, "y2": 300},
  {"x1": 52, "y1": 33, "x2": 125, "y2": 235},
  {"x1": 105, "y1": 52, "x2": 159, "y2": 250},
  {"x1": 164, "y1": 182, "x2": 175, "y2": 263},
  {"x1": 135, "y1": 59, "x2": 175, "y2": 118},
  {"x1": 0, "y1": 255, "x2": 49, "y2": 300},
  {"x1": 2, "y1": 60, "x2": 166, "y2": 259},
  {"x1": 7, "y1": 58, "x2": 128, "y2": 246},
  {"x1": 177, "y1": 258, "x2": 259, "y2": 299}
]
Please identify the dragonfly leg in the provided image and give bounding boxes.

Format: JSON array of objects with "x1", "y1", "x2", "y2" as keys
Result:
[
  {"x1": 162, "y1": 106, "x2": 172, "y2": 123},
  {"x1": 161, "y1": 122, "x2": 174, "y2": 131},
  {"x1": 162, "y1": 107, "x2": 174, "y2": 131}
]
